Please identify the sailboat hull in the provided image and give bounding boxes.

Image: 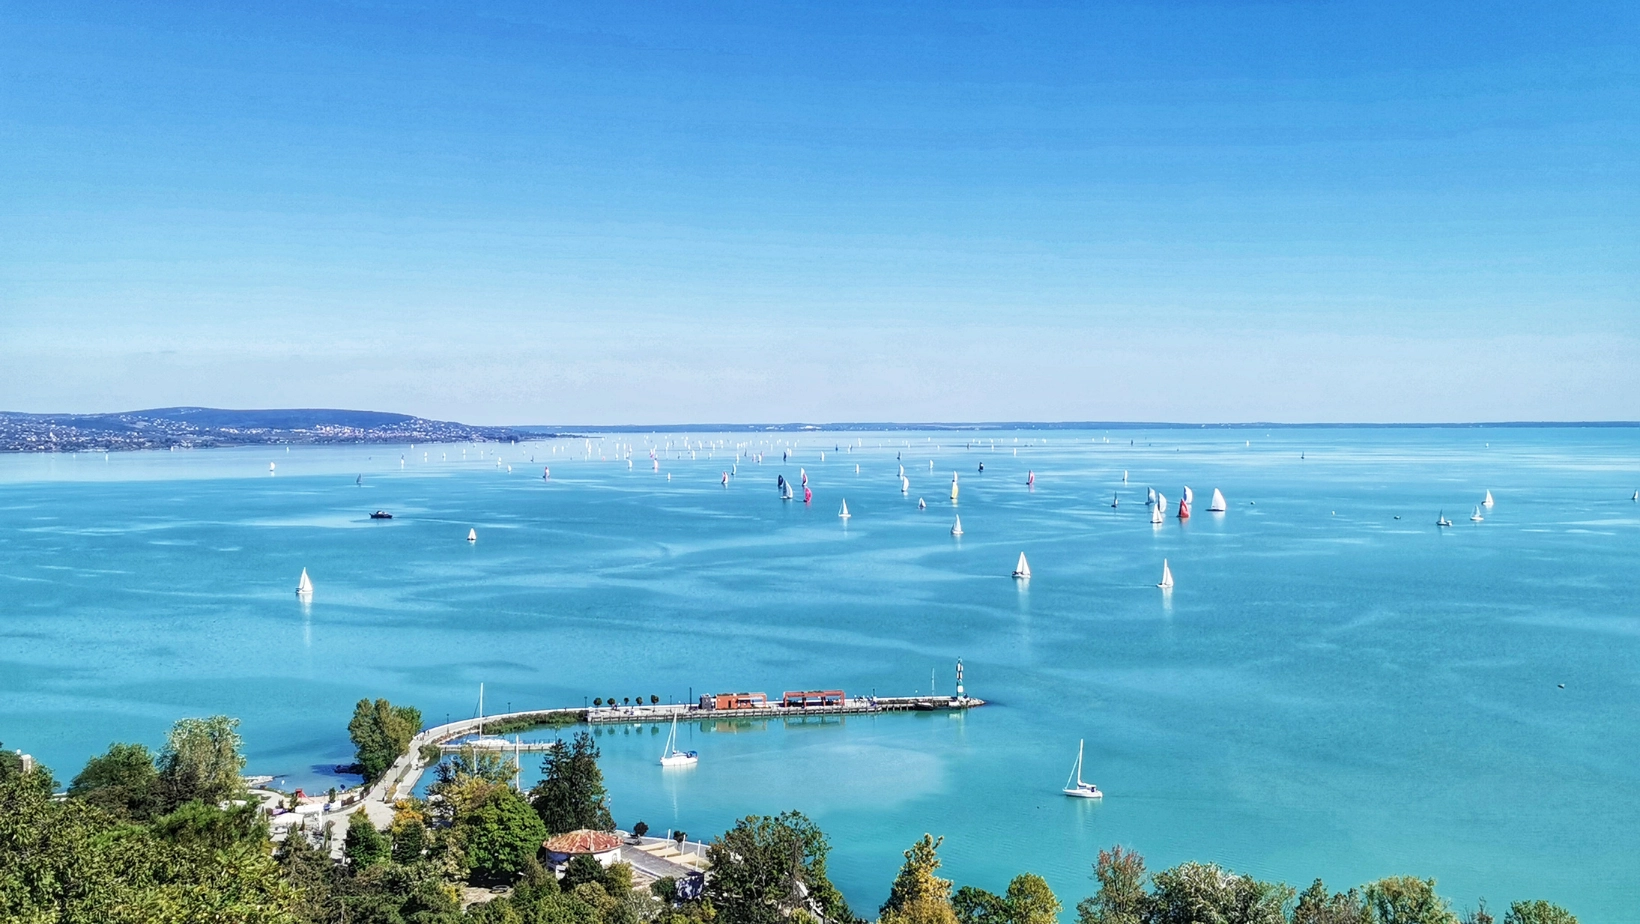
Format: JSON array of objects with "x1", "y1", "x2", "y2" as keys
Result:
[{"x1": 1062, "y1": 785, "x2": 1103, "y2": 799}]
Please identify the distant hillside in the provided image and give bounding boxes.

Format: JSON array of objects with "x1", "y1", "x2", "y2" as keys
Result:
[{"x1": 0, "y1": 407, "x2": 532, "y2": 453}]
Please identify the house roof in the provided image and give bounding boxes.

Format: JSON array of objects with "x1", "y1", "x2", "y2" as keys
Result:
[{"x1": 543, "y1": 829, "x2": 623, "y2": 855}]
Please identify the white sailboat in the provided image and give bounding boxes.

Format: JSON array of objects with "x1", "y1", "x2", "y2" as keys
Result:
[
  {"x1": 1470, "y1": 506, "x2": 1484, "y2": 522},
  {"x1": 1208, "y1": 489, "x2": 1227, "y2": 512},
  {"x1": 467, "y1": 528, "x2": 477, "y2": 542},
  {"x1": 660, "y1": 714, "x2": 698, "y2": 767},
  {"x1": 1012, "y1": 553, "x2": 1031, "y2": 579},
  {"x1": 1150, "y1": 495, "x2": 1165, "y2": 524},
  {"x1": 1437, "y1": 512, "x2": 1452, "y2": 527},
  {"x1": 1157, "y1": 559, "x2": 1173, "y2": 589},
  {"x1": 1483, "y1": 490, "x2": 1495, "y2": 508},
  {"x1": 918, "y1": 497, "x2": 926, "y2": 510},
  {"x1": 1062, "y1": 739, "x2": 1103, "y2": 799},
  {"x1": 950, "y1": 474, "x2": 960, "y2": 502},
  {"x1": 839, "y1": 500, "x2": 851, "y2": 519},
  {"x1": 902, "y1": 476, "x2": 909, "y2": 494},
  {"x1": 296, "y1": 568, "x2": 313, "y2": 597},
  {"x1": 950, "y1": 515, "x2": 963, "y2": 536},
  {"x1": 1146, "y1": 487, "x2": 1157, "y2": 506},
  {"x1": 1111, "y1": 493, "x2": 1119, "y2": 508}
]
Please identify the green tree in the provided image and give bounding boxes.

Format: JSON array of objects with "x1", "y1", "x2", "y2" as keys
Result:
[
  {"x1": 1365, "y1": 877, "x2": 1459, "y2": 924},
  {"x1": 881, "y1": 835, "x2": 957, "y2": 924},
  {"x1": 1292, "y1": 879, "x2": 1371, "y2": 924},
  {"x1": 1003, "y1": 875, "x2": 1060, "y2": 924},
  {"x1": 151, "y1": 799, "x2": 268, "y2": 849},
  {"x1": 531, "y1": 731, "x2": 615, "y2": 834},
  {"x1": 0, "y1": 741, "x2": 56, "y2": 794},
  {"x1": 1504, "y1": 901, "x2": 1577, "y2": 924},
  {"x1": 344, "y1": 808, "x2": 393, "y2": 869},
  {"x1": 348, "y1": 697, "x2": 424, "y2": 785},
  {"x1": 704, "y1": 811, "x2": 854, "y2": 924},
  {"x1": 1146, "y1": 862, "x2": 1291, "y2": 924},
  {"x1": 69, "y1": 742, "x2": 162, "y2": 820},
  {"x1": 459, "y1": 785, "x2": 550, "y2": 882},
  {"x1": 156, "y1": 715, "x2": 246, "y2": 810},
  {"x1": 429, "y1": 744, "x2": 519, "y2": 824},
  {"x1": 1075, "y1": 846, "x2": 1148, "y2": 924},
  {"x1": 954, "y1": 887, "x2": 1010, "y2": 924}
]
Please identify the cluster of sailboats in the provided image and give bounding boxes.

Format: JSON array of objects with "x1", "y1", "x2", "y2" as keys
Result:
[
  {"x1": 1143, "y1": 485, "x2": 1227, "y2": 523},
  {"x1": 1438, "y1": 490, "x2": 1495, "y2": 527}
]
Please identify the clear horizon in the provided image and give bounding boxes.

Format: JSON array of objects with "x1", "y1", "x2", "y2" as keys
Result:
[{"x1": 3, "y1": 1, "x2": 1636, "y2": 423}]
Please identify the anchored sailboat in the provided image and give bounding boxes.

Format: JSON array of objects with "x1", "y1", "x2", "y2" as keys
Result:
[
  {"x1": 1208, "y1": 489, "x2": 1227, "y2": 512},
  {"x1": 296, "y1": 568, "x2": 313, "y2": 597},
  {"x1": 951, "y1": 515, "x2": 963, "y2": 536},
  {"x1": 1062, "y1": 739, "x2": 1103, "y2": 798},
  {"x1": 660, "y1": 714, "x2": 698, "y2": 767},
  {"x1": 1012, "y1": 553, "x2": 1031, "y2": 579},
  {"x1": 1157, "y1": 559, "x2": 1173, "y2": 588}
]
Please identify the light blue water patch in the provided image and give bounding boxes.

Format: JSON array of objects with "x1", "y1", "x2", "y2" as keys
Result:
[{"x1": 0, "y1": 428, "x2": 1636, "y2": 920}]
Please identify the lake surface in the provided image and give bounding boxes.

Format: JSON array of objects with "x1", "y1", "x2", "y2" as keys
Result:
[{"x1": 1, "y1": 428, "x2": 1635, "y2": 920}]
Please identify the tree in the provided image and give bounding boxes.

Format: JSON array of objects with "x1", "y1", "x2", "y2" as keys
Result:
[
  {"x1": 1146, "y1": 862, "x2": 1291, "y2": 924},
  {"x1": 1293, "y1": 879, "x2": 1371, "y2": 924},
  {"x1": 348, "y1": 698, "x2": 423, "y2": 785},
  {"x1": 1075, "y1": 846, "x2": 1148, "y2": 924},
  {"x1": 1003, "y1": 875, "x2": 1060, "y2": 924},
  {"x1": 531, "y1": 731, "x2": 615, "y2": 834},
  {"x1": 429, "y1": 744, "x2": 519, "y2": 824},
  {"x1": 69, "y1": 742, "x2": 162, "y2": 820},
  {"x1": 459, "y1": 785, "x2": 549, "y2": 882},
  {"x1": 704, "y1": 811, "x2": 854, "y2": 924},
  {"x1": 1504, "y1": 901, "x2": 1577, "y2": 924},
  {"x1": 954, "y1": 887, "x2": 1010, "y2": 924},
  {"x1": 156, "y1": 715, "x2": 246, "y2": 810},
  {"x1": 1365, "y1": 877, "x2": 1459, "y2": 924},
  {"x1": 633, "y1": 821, "x2": 650, "y2": 838},
  {"x1": 344, "y1": 809, "x2": 392, "y2": 869},
  {"x1": 880, "y1": 835, "x2": 957, "y2": 924},
  {"x1": 0, "y1": 741, "x2": 56, "y2": 794}
]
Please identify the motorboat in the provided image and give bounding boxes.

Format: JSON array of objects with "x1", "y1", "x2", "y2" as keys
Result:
[{"x1": 370, "y1": 510, "x2": 393, "y2": 519}]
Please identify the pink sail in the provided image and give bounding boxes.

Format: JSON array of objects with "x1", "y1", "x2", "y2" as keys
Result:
[{"x1": 1177, "y1": 499, "x2": 1191, "y2": 519}]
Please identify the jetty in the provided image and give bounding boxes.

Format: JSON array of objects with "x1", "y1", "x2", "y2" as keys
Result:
[{"x1": 372, "y1": 692, "x2": 985, "y2": 802}]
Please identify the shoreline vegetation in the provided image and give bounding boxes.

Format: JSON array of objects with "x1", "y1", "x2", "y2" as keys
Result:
[
  {"x1": 0, "y1": 407, "x2": 533, "y2": 453},
  {"x1": 0, "y1": 704, "x2": 1581, "y2": 924}
]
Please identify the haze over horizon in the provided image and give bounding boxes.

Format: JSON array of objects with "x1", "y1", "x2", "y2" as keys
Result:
[{"x1": 3, "y1": 1, "x2": 1636, "y2": 425}]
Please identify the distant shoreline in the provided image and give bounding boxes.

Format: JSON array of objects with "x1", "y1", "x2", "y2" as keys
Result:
[{"x1": 517, "y1": 420, "x2": 1640, "y2": 433}]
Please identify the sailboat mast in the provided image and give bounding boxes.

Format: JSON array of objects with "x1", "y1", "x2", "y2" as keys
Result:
[{"x1": 478, "y1": 683, "x2": 484, "y2": 737}]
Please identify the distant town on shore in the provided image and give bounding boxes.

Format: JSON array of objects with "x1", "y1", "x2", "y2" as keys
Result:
[{"x1": 0, "y1": 407, "x2": 532, "y2": 453}]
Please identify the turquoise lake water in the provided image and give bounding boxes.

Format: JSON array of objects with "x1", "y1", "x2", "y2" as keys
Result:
[{"x1": 1, "y1": 429, "x2": 1635, "y2": 920}]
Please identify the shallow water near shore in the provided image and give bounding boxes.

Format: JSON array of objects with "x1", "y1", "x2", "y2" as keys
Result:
[{"x1": 2, "y1": 428, "x2": 1636, "y2": 920}]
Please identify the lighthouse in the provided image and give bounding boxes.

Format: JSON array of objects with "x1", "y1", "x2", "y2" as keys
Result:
[{"x1": 955, "y1": 658, "x2": 965, "y2": 702}]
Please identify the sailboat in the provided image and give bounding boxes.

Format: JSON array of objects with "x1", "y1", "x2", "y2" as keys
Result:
[
  {"x1": 296, "y1": 568, "x2": 314, "y2": 597},
  {"x1": 1062, "y1": 739, "x2": 1103, "y2": 798},
  {"x1": 1437, "y1": 512, "x2": 1452, "y2": 527},
  {"x1": 918, "y1": 498, "x2": 927, "y2": 510},
  {"x1": 467, "y1": 528, "x2": 477, "y2": 542},
  {"x1": 950, "y1": 474, "x2": 959, "y2": 502},
  {"x1": 950, "y1": 515, "x2": 963, "y2": 536},
  {"x1": 803, "y1": 485, "x2": 812, "y2": 504},
  {"x1": 1157, "y1": 559, "x2": 1173, "y2": 588},
  {"x1": 1177, "y1": 497, "x2": 1191, "y2": 519},
  {"x1": 781, "y1": 481, "x2": 794, "y2": 500},
  {"x1": 659, "y1": 714, "x2": 698, "y2": 767},
  {"x1": 1146, "y1": 487, "x2": 1157, "y2": 507},
  {"x1": 1012, "y1": 553, "x2": 1031, "y2": 579},
  {"x1": 1111, "y1": 493, "x2": 1119, "y2": 508},
  {"x1": 839, "y1": 500, "x2": 851, "y2": 519},
  {"x1": 901, "y1": 476, "x2": 909, "y2": 494},
  {"x1": 1150, "y1": 493, "x2": 1165, "y2": 525},
  {"x1": 1208, "y1": 489, "x2": 1226, "y2": 512},
  {"x1": 1027, "y1": 471, "x2": 1035, "y2": 487},
  {"x1": 1483, "y1": 490, "x2": 1495, "y2": 508},
  {"x1": 1470, "y1": 506, "x2": 1484, "y2": 522},
  {"x1": 356, "y1": 474, "x2": 363, "y2": 486}
]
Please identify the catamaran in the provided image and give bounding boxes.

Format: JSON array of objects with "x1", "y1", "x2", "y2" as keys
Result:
[
  {"x1": 296, "y1": 568, "x2": 313, "y2": 597},
  {"x1": 1208, "y1": 488, "x2": 1227, "y2": 512},
  {"x1": 951, "y1": 515, "x2": 963, "y2": 536},
  {"x1": 660, "y1": 714, "x2": 698, "y2": 767},
  {"x1": 1157, "y1": 559, "x2": 1173, "y2": 588},
  {"x1": 839, "y1": 500, "x2": 851, "y2": 519},
  {"x1": 1012, "y1": 553, "x2": 1031, "y2": 579},
  {"x1": 1483, "y1": 490, "x2": 1495, "y2": 508},
  {"x1": 1062, "y1": 739, "x2": 1103, "y2": 799}
]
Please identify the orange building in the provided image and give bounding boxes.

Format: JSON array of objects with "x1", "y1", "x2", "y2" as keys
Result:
[{"x1": 702, "y1": 692, "x2": 768, "y2": 710}]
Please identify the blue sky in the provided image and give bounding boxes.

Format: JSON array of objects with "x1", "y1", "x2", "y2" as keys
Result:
[{"x1": 2, "y1": 1, "x2": 1635, "y2": 423}]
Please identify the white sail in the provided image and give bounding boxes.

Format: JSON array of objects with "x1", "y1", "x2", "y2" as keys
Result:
[
  {"x1": 660, "y1": 714, "x2": 698, "y2": 767},
  {"x1": 1209, "y1": 488, "x2": 1227, "y2": 512},
  {"x1": 467, "y1": 528, "x2": 477, "y2": 542},
  {"x1": 918, "y1": 497, "x2": 926, "y2": 509},
  {"x1": 1157, "y1": 559, "x2": 1173, "y2": 588},
  {"x1": 839, "y1": 500, "x2": 851, "y2": 519},
  {"x1": 1146, "y1": 487, "x2": 1157, "y2": 506},
  {"x1": 1483, "y1": 490, "x2": 1495, "y2": 508},
  {"x1": 1183, "y1": 486, "x2": 1194, "y2": 504},
  {"x1": 1470, "y1": 506, "x2": 1483, "y2": 522},
  {"x1": 1013, "y1": 552, "x2": 1031, "y2": 579},
  {"x1": 950, "y1": 474, "x2": 959, "y2": 501},
  {"x1": 1062, "y1": 739, "x2": 1102, "y2": 798},
  {"x1": 902, "y1": 476, "x2": 909, "y2": 494},
  {"x1": 950, "y1": 515, "x2": 963, "y2": 536},
  {"x1": 1150, "y1": 503, "x2": 1164, "y2": 524},
  {"x1": 296, "y1": 568, "x2": 313, "y2": 596}
]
